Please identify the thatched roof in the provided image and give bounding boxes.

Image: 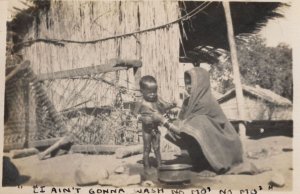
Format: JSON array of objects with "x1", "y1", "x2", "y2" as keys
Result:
[
  {"x1": 180, "y1": 1, "x2": 286, "y2": 50},
  {"x1": 6, "y1": 1, "x2": 50, "y2": 66},
  {"x1": 218, "y1": 85, "x2": 292, "y2": 106},
  {"x1": 8, "y1": 1, "x2": 50, "y2": 31},
  {"x1": 179, "y1": 1, "x2": 288, "y2": 62}
]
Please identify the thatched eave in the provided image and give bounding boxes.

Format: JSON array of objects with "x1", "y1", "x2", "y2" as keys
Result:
[
  {"x1": 7, "y1": 1, "x2": 50, "y2": 51},
  {"x1": 180, "y1": 1, "x2": 288, "y2": 60}
]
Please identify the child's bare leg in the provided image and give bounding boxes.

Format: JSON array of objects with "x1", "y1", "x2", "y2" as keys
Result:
[
  {"x1": 152, "y1": 130, "x2": 161, "y2": 168},
  {"x1": 143, "y1": 131, "x2": 152, "y2": 170}
]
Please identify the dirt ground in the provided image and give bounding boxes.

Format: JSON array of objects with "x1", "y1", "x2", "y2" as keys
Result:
[{"x1": 4, "y1": 135, "x2": 293, "y2": 191}]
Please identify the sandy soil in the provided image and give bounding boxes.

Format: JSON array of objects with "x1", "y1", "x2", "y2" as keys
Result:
[{"x1": 4, "y1": 135, "x2": 293, "y2": 191}]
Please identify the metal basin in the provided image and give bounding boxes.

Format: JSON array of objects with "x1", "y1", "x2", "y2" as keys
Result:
[{"x1": 158, "y1": 164, "x2": 192, "y2": 183}]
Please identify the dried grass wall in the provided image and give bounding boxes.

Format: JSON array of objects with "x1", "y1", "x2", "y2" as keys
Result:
[{"x1": 22, "y1": 1, "x2": 181, "y2": 106}]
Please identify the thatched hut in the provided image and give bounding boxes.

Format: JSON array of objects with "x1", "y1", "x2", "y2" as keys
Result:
[{"x1": 218, "y1": 85, "x2": 292, "y2": 121}]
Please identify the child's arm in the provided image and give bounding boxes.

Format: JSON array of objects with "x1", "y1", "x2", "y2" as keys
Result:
[
  {"x1": 132, "y1": 101, "x2": 143, "y2": 122},
  {"x1": 132, "y1": 101, "x2": 141, "y2": 116},
  {"x1": 158, "y1": 97, "x2": 177, "y2": 111}
]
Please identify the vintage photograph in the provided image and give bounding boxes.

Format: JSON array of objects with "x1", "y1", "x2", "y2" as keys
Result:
[{"x1": 2, "y1": 0, "x2": 295, "y2": 192}]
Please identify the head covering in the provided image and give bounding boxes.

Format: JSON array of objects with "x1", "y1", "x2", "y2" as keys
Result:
[{"x1": 180, "y1": 67, "x2": 228, "y2": 125}]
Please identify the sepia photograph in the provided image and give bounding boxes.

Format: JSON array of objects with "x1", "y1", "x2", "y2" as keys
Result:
[{"x1": 1, "y1": 0, "x2": 298, "y2": 193}]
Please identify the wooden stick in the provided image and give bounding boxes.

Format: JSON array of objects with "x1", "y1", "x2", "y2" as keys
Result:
[
  {"x1": 37, "y1": 59, "x2": 142, "y2": 81},
  {"x1": 115, "y1": 144, "x2": 143, "y2": 159},
  {"x1": 28, "y1": 137, "x2": 62, "y2": 148},
  {"x1": 11, "y1": 148, "x2": 39, "y2": 159},
  {"x1": 23, "y1": 81, "x2": 30, "y2": 148},
  {"x1": 4, "y1": 143, "x2": 25, "y2": 152},
  {"x1": 223, "y1": 2, "x2": 247, "y2": 121},
  {"x1": 38, "y1": 135, "x2": 73, "y2": 160},
  {"x1": 5, "y1": 60, "x2": 30, "y2": 82},
  {"x1": 70, "y1": 144, "x2": 123, "y2": 154},
  {"x1": 223, "y1": 2, "x2": 247, "y2": 138}
]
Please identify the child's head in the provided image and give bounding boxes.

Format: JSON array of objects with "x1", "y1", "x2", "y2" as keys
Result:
[
  {"x1": 139, "y1": 75, "x2": 158, "y2": 102},
  {"x1": 184, "y1": 72, "x2": 192, "y2": 95}
]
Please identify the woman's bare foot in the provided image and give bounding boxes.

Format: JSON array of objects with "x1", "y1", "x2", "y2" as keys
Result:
[{"x1": 197, "y1": 170, "x2": 217, "y2": 177}]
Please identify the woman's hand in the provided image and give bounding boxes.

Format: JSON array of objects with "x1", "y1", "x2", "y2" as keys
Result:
[{"x1": 166, "y1": 107, "x2": 180, "y2": 120}]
